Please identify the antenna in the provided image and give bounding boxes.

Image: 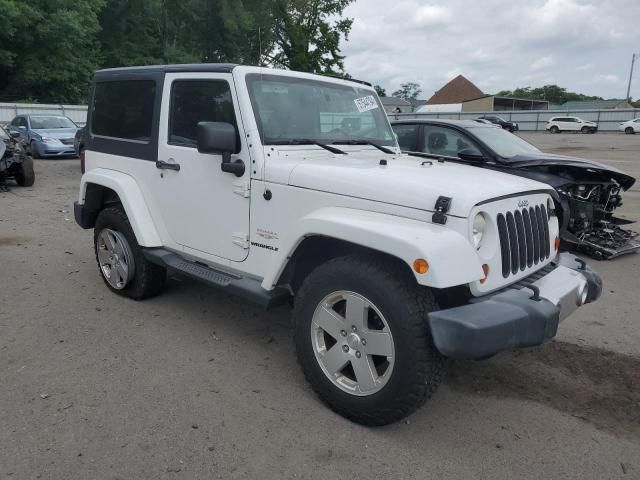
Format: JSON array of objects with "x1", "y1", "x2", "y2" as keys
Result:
[{"x1": 258, "y1": 27, "x2": 262, "y2": 66}]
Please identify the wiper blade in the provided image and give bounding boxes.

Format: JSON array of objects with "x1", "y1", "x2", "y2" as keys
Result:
[
  {"x1": 332, "y1": 139, "x2": 395, "y2": 154},
  {"x1": 269, "y1": 139, "x2": 346, "y2": 154}
]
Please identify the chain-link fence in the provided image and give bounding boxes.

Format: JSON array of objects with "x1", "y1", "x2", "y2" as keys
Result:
[
  {"x1": 390, "y1": 108, "x2": 640, "y2": 132},
  {"x1": 0, "y1": 102, "x2": 88, "y2": 126}
]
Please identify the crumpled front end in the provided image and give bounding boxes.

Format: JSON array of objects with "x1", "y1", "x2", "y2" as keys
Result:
[{"x1": 558, "y1": 181, "x2": 640, "y2": 259}]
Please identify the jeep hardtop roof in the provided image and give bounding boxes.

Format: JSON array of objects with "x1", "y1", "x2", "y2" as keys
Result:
[
  {"x1": 93, "y1": 63, "x2": 372, "y2": 86},
  {"x1": 94, "y1": 63, "x2": 238, "y2": 80}
]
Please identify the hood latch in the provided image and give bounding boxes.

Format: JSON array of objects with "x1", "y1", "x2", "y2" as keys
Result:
[{"x1": 432, "y1": 196, "x2": 452, "y2": 225}]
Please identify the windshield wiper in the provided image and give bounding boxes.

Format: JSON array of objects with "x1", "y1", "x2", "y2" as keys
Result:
[
  {"x1": 269, "y1": 139, "x2": 346, "y2": 154},
  {"x1": 332, "y1": 139, "x2": 395, "y2": 154}
]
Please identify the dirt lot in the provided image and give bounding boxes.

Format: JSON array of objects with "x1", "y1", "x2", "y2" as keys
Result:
[{"x1": 1, "y1": 133, "x2": 639, "y2": 479}]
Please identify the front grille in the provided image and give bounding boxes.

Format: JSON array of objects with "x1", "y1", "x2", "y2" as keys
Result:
[
  {"x1": 60, "y1": 138, "x2": 75, "y2": 145},
  {"x1": 497, "y1": 205, "x2": 550, "y2": 278}
]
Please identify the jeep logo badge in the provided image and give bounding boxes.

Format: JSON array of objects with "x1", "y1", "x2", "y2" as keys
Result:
[{"x1": 518, "y1": 199, "x2": 529, "y2": 208}]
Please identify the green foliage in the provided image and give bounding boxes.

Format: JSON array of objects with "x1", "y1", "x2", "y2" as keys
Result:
[
  {"x1": 0, "y1": 0, "x2": 355, "y2": 103},
  {"x1": 269, "y1": 0, "x2": 354, "y2": 75},
  {"x1": 0, "y1": 0, "x2": 104, "y2": 103},
  {"x1": 373, "y1": 85, "x2": 386, "y2": 97},
  {"x1": 496, "y1": 85, "x2": 603, "y2": 105},
  {"x1": 392, "y1": 82, "x2": 421, "y2": 102}
]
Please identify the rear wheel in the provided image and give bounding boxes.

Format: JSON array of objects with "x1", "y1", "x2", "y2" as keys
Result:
[
  {"x1": 625, "y1": 127, "x2": 635, "y2": 135},
  {"x1": 94, "y1": 207, "x2": 166, "y2": 300},
  {"x1": 550, "y1": 126, "x2": 559, "y2": 134},
  {"x1": 293, "y1": 254, "x2": 446, "y2": 425},
  {"x1": 15, "y1": 155, "x2": 35, "y2": 187}
]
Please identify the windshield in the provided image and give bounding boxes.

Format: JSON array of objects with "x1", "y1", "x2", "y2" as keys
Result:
[
  {"x1": 470, "y1": 127, "x2": 540, "y2": 159},
  {"x1": 30, "y1": 116, "x2": 76, "y2": 129},
  {"x1": 246, "y1": 74, "x2": 395, "y2": 146}
]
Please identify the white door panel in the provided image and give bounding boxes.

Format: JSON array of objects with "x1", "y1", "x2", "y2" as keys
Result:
[{"x1": 145, "y1": 72, "x2": 251, "y2": 262}]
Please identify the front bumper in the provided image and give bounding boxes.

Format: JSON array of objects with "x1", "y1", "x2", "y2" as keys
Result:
[
  {"x1": 428, "y1": 253, "x2": 601, "y2": 359},
  {"x1": 35, "y1": 141, "x2": 76, "y2": 157}
]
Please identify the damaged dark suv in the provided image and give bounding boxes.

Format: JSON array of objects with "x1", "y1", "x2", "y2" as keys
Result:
[
  {"x1": 391, "y1": 119, "x2": 638, "y2": 259},
  {"x1": 0, "y1": 124, "x2": 34, "y2": 191}
]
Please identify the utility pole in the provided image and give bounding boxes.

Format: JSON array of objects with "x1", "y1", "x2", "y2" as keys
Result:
[{"x1": 626, "y1": 53, "x2": 638, "y2": 103}]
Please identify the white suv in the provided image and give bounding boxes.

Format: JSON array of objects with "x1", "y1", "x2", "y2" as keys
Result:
[
  {"x1": 546, "y1": 116, "x2": 598, "y2": 134},
  {"x1": 74, "y1": 64, "x2": 601, "y2": 425}
]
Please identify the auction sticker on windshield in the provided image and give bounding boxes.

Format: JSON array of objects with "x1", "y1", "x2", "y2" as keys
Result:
[{"x1": 354, "y1": 95, "x2": 378, "y2": 113}]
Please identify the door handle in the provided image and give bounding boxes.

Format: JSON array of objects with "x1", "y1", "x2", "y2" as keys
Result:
[{"x1": 156, "y1": 159, "x2": 180, "y2": 171}]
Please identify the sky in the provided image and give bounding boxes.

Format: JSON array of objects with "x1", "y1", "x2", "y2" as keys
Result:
[{"x1": 341, "y1": 0, "x2": 640, "y2": 100}]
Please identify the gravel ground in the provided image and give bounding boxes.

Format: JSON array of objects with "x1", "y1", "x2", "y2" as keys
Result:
[{"x1": 1, "y1": 133, "x2": 639, "y2": 479}]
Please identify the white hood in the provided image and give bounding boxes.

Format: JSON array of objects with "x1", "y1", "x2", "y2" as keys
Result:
[{"x1": 271, "y1": 149, "x2": 551, "y2": 218}]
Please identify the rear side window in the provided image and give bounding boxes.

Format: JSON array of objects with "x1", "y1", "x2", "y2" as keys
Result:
[
  {"x1": 92, "y1": 80, "x2": 156, "y2": 142},
  {"x1": 169, "y1": 80, "x2": 238, "y2": 149}
]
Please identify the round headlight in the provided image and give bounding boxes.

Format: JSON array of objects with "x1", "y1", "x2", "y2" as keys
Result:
[{"x1": 472, "y1": 213, "x2": 486, "y2": 249}]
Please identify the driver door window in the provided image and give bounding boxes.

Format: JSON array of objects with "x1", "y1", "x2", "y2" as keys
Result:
[
  {"x1": 169, "y1": 80, "x2": 238, "y2": 149},
  {"x1": 421, "y1": 126, "x2": 482, "y2": 159}
]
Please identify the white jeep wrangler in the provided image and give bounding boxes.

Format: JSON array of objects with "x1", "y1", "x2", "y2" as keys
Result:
[{"x1": 75, "y1": 64, "x2": 602, "y2": 425}]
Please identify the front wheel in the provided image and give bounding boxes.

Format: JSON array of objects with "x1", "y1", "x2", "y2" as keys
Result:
[
  {"x1": 15, "y1": 156, "x2": 35, "y2": 186},
  {"x1": 550, "y1": 126, "x2": 559, "y2": 134},
  {"x1": 626, "y1": 127, "x2": 635, "y2": 135},
  {"x1": 293, "y1": 254, "x2": 446, "y2": 425},
  {"x1": 94, "y1": 207, "x2": 166, "y2": 300},
  {"x1": 581, "y1": 126, "x2": 590, "y2": 134},
  {"x1": 27, "y1": 141, "x2": 39, "y2": 159}
]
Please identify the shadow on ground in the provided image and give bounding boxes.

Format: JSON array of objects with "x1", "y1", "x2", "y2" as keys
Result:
[{"x1": 447, "y1": 341, "x2": 640, "y2": 438}]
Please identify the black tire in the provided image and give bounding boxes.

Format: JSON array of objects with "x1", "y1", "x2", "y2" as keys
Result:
[
  {"x1": 550, "y1": 126, "x2": 559, "y2": 134},
  {"x1": 625, "y1": 127, "x2": 635, "y2": 135},
  {"x1": 94, "y1": 206, "x2": 166, "y2": 300},
  {"x1": 581, "y1": 126, "x2": 589, "y2": 134},
  {"x1": 28, "y1": 141, "x2": 39, "y2": 159},
  {"x1": 15, "y1": 155, "x2": 35, "y2": 187},
  {"x1": 293, "y1": 254, "x2": 446, "y2": 426}
]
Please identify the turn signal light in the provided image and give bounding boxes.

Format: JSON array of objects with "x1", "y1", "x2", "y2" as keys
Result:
[
  {"x1": 480, "y1": 264, "x2": 490, "y2": 284},
  {"x1": 554, "y1": 236, "x2": 561, "y2": 251},
  {"x1": 413, "y1": 259, "x2": 429, "y2": 274}
]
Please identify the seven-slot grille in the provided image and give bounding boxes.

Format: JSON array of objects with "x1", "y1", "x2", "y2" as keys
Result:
[{"x1": 497, "y1": 204, "x2": 550, "y2": 278}]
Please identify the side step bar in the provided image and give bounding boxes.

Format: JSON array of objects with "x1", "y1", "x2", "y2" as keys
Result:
[{"x1": 143, "y1": 248, "x2": 289, "y2": 309}]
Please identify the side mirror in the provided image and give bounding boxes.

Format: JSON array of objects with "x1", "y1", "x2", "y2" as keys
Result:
[
  {"x1": 197, "y1": 121, "x2": 245, "y2": 177},
  {"x1": 18, "y1": 125, "x2": 26, "y2": 131},
  {"x1": 458, "y1": 149, "x2": 485, "y2": 162},
  {"x1": 9, "y1": 131, "x2": 21, "y2": 139},
  {"x1": 197, "y1": 121, "x2": 237, "y2": 155}
]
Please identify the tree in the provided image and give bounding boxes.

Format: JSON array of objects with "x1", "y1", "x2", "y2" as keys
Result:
[
  {"x1": 0, "y1": 0, "x2": 104, "y2": 103},
  {"x1": 496, "y1": 85, "x2": 603, "y2": 105},
  {"x1": 392, "y1": 82, "x2": 421, "y2": 102},
  {"x1": 269, "y1": 0, "x2": 354, "y2": 75},
  {"x1": 373, "y1": 85, "x2": 386, "y2": 97}
]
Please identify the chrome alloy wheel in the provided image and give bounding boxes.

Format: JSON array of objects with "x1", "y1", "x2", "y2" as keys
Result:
[
  {"x1": 97, "y1": 228, "x2": 135, "y2": 290},
  {"x1": 311, "y1": 291, "x2": 395, "y2": 396}
]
